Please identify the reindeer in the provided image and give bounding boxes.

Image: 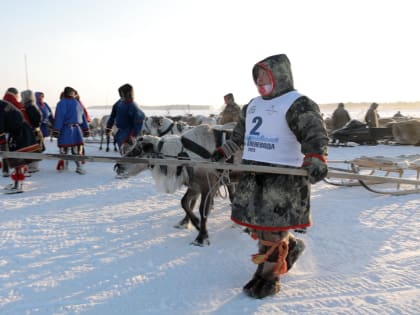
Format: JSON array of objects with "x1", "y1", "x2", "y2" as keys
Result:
[
  {"x1": 115, "y1": 124, "x2": 240, "y2": 246},
  {"x1": 88, "y1": 117, "x2": 101, "y2": 137},
  {"x1": 141, "y1": 116, "x2": 193, "y2": 137},
  {"x1": 99, "y1": 115, "x2": 118, "y2": 152},
  {"x1": 177, "y1": 114, "x2": 218, "y2": 126}
]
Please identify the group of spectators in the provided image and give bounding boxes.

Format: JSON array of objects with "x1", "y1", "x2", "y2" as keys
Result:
[
  {"x1": 0, "y1": 83, "x2": 161, "y2": 193},
  {"x1": 1, "y1": 86, "x2": 93, "y2": 193},
  {"x1": 330, "y1": 101, "x2": 381, "y2": 131},
  {"x1": 1, "y1": 88, "x2": 49, "y2": 193},
  {"x1": 1, "y1": 83, "x2": 245, "y2": 193}
]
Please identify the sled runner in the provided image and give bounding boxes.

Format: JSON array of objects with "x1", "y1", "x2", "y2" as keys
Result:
[{"x1": 326, "y1": 154, "x2": 420, "y2": 195}]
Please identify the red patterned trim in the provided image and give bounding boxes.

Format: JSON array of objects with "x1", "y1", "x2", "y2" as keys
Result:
[
  {"x1": 17, "y1": 144, "x2": 41, "y2": 153},
  {"x1": 231, "y1": 217, "x2": 311, "y2": 231},
  {"x1": 304, "y1": 153, "x2": 327, "y2": 163},
  {"x1": 256, "y1": 63, "x2": 276, "y2": 96}
]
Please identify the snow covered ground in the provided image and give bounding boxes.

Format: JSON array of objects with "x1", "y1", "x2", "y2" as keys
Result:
[{"x1": 0, "y1": 128, "x2": 419, "y2": 314}]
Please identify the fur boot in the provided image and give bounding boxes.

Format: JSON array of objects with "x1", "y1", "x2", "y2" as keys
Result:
[
  {"x1": 243, "y1": 259, "x2": 264, "y2": 294},
  {"x1": 56, "y1": 160, "x2": 66, "y2": 171},
  {"x1": 286, "y1": 235, "x2": 306, "y2": 271},
  {"x1": 243, "y1": 231, "x2": 289, "y2": 299},
  {"x1": 2, "y1": 158, "x2": 9, "y2": 177},
  {"x1": 245, "y1": 261, "x2": 280, "y2": 299}
]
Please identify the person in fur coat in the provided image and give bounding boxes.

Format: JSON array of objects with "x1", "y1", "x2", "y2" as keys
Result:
[
  {"x1": 106, "y1": 84, "x2": 145, "y2": 154},
  {"x1": 1, "y1": 90, "x2": 42, "y2": 193},
  {"x1": 212, "y1": 54, "x2": 329, "y2": 299},
  {"x1": 331, "y1": 102, "x2": 351, "y2": 131},
  {"x1": 52, "y1": 86, "x2": 90, "y2": 174},
  {"x1": 219, "y1": 93, "x2": 242, "y2": 125},
  {"x1": 21, "y1": 90, "x2": 43, "y2": 172},
  {"x1": 364, "y1": 102, "x2": 380, "y2": 128},
  {"x1": 35, "y1": 91, "x2": 54, "y2": 137}
]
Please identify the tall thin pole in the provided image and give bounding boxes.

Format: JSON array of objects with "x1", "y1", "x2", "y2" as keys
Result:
[{"x1": 24, "y1": 53, "x2": 29, "y2": 89}]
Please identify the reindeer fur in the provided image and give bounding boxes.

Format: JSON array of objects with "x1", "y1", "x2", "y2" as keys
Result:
[{"x1": 119, "y1": 124, "x2": 239, "y2": 245}]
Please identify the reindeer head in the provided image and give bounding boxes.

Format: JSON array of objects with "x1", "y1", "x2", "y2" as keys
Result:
[
  {"x1": 114, "y1": 135, "x2": 161, "y2": 177},
  {"x1": 141, "y1": 116, "x2": 167, "y2": 136}
]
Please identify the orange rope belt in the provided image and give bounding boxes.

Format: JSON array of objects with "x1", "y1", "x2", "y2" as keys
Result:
[{"x1": 250, "y1": 233, "x2": 289, "y2": 276}]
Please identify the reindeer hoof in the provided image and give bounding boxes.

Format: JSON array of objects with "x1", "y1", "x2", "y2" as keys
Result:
[
  {"x1": 174, "y1": 220, "x2": 191, "y2": 229},
  {"x1": 190, "y1": 238, "x2": 210, "y2": 247}
]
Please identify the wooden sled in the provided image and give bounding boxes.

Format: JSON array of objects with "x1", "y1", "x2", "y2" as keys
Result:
[{"x1": 326, "y1": 155, "x2": 420, "y2": 195}]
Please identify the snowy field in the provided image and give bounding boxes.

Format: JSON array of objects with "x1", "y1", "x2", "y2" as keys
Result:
[{"x1": 0, "y1": 113, "x2": 419, "y2": 314}]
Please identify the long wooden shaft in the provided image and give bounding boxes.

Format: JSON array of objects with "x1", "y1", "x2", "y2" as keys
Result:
[{"x1": 1, "y1": 151, "x2": 419, "y2": 186}]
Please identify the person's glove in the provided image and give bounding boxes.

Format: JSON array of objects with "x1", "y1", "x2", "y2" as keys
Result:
[
  {"x1": 211, "y1": 147, "x2": 226, "y2": 162},
  {"x1": 302, "y1": 154, "x2": 328, "y2": 184},
  {"x1": 52, "y1": 130, "x2": 60, "y2": 138},
  {"x1": 83, "y1": 129, "x2": 90, "y2": 138},
  {"x1": 211, "y1": 140, "x2": 240, "y2": 162}
]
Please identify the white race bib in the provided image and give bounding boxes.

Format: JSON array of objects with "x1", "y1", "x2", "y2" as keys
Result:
[{"x1": 243, "y1": 91, "x2": 304, "y2": 167}]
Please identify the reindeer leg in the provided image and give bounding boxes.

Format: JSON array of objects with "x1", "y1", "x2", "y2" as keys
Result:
[
  {"x1": 113, "y1": 137, "x2": 118, "y2": 152},
  {"x1": 99, "y1": 132, "x2": 103, "y2": 150},
  {"x1": 176, "y1": 188, "x2": 200, "y2": 230},
  {"x1": 106, "y1": 134, "x2": 110, "y2": 152},
  {"x1": 191, "y1": 189, "x2": 214, "y2": 246}
]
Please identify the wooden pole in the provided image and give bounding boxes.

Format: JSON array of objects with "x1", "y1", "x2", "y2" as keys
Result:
[{"x1": 1, "y1": 151, "x2": 420, "y2": 186}]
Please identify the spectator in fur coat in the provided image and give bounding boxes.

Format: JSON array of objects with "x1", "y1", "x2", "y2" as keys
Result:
[
  {"x1": 331, "y1": 102, "x2": 351, "y2": 131},
  {"x1": 106, "y1": 84, "x2": 145, "y2": 154},
  {"x1": 364, "y1": 102, "x2": 380, "y2": 128},
  {"x1": 219, "y1": 93, "x2": 242, "y2": 125},
  {"x1": 35, "y1": 91, "x2": 54, "y2": 137},
  {"x1": 52, "y1": 86, "x2": 90, "y2": 174},
  {"x1": 1, "y1": 89, "x2": 42, "y2": 193},
  {"x1": 21, "y1": 90, "x2": 43, "y2": 172}
]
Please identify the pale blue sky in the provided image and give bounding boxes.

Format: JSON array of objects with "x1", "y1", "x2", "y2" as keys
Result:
[{"x1": 1, "y1": 0, "x2": 419, "y2": 108}]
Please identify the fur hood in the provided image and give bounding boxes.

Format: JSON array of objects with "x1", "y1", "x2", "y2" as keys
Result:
[
  {"x1": 252, "y1": 54, "x2": 295, "y2": 99},
  {"x1": 20, "y1": 90, "x2": 35, "y2": 106},
  {"x1": 3, "y1": 92, "x2": 21, "y2": 108}
]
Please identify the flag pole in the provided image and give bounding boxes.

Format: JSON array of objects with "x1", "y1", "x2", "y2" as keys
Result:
[{"x1": 24, "y1": 53, "x2": 29, "y2": 89}]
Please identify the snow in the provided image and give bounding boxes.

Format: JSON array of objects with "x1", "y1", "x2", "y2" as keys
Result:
[{"x1": 1, "y1": 116, "x2": 419, "y2": 314}]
